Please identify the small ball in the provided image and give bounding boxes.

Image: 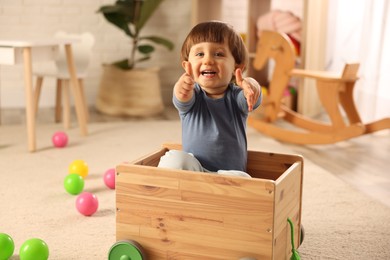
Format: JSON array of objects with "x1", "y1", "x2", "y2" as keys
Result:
[
  {"x1": 103, "y1": 168, "x2": 116, "y2": 189},
  {"x1": 261, "y1": 86, "x2": 268, "y2": 96},
  {"x1": 64, "y1": 173, "x2": 85, "y2": 195},
  {"x1": 19, "y1": 238, "x2": 49, "y2": 260},
  {"x1": 52, "y1": 131, "x2": 68, "y2": 148},
  {"x1": 76, "y1": 192, "x2": 99, "y2": 216},
  {"x1": 69, "y1": 159, "x2": 89, "y2": 179},
  {"x1": 0, "y1": 233, "x2": 14, "y2": 260}
]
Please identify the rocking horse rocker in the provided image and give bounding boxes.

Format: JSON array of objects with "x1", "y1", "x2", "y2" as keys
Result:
[{"x1": 248, "y1": 30, "x2": 390, "y2": 145}]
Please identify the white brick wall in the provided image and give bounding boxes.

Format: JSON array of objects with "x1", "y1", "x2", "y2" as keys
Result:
[
  {"x1": 222, "y1": 0, "x2": 248, "y2": 34},
  {"x1": 0, "y1": 0, "x2": 251, "y2": 109},
  {"x1": 0, "y1": 0, "x2": 191, "y2": 108}
]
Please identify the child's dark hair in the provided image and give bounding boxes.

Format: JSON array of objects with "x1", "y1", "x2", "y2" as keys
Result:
[{"x1": 181, "y1": 21, "x2": 249, "y2": 71}]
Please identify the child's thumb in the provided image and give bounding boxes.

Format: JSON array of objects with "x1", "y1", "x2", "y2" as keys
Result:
[{"x1": 183, "y1": 61, "x2": 193, "y2": 78}]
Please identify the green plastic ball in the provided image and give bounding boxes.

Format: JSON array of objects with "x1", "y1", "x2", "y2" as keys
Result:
[
  {"x1": 0, "y1": 233, "x2": 14, "y2": 260},
  {"x1": 19, "y1": 238, "x2": 49, "y2": 260},
  {"x1": 64, "y1": 173, "x2": 85, "y2": 195}
]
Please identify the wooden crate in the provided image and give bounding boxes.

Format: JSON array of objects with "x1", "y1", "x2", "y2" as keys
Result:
[{"x1": 115, "y1": 144, "x2": 303, "y2": 260}]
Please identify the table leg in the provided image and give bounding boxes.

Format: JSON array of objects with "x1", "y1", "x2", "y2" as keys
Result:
[
  {"x1": 64, "y1": 44, "x2": 88, "y2": 136},
  {"x1": 22, "y1": 47, "x2": 36, "y2": 152}
]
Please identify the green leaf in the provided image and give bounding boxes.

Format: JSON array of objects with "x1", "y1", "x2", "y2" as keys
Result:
[
  {"x1": 138, "y1": 44, "x2": 154, "y2": 54},
  {"x1": 136, "y1": 0, "x2": 164, "y2": 30},
  {"x1": 115, "y1": 0, "x2": 135, "y2": 17},
  {"x1": 97, "y1": 1, "x2": 166, "y2": 38},
  {"x1": 98, "y1": 5, "x2": 134, "y2": 37},
  {"x1": 97, "y1": 0, "x2": 174, "y2": 69},
  {"x1": 140, "y1": 36, "x2": 174, "y2": 50},
  {"x1": 111, "y1": 59, "x2": 133, "y2": 70}
]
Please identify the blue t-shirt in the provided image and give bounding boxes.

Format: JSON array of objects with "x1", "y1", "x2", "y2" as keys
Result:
[{"x1": 173, "y1": 83, "x2": 261, "y2": 172}]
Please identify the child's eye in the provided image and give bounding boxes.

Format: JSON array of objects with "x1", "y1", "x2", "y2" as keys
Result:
[
  {"x1": 214, "y1": 52, "x2": 224, "y2": 57},
  {"x1": 195, "y1": 52, "x2": 204, "y2": 57}
]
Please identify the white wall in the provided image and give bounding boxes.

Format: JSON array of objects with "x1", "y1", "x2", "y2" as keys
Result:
[
  {"x1": 326, "y1": 0, "x2": 390, "y2": 121},
  {"x1": 222, "y1": 0, "x2": 248, "y2": 34},
  {"x1": 0, "y1": 0, "x2": 191, "y2": 108}
]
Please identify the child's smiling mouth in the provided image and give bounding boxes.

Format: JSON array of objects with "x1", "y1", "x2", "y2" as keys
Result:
[{"x1": 201, "y1": 70, "x2": 216, "y2": 77}]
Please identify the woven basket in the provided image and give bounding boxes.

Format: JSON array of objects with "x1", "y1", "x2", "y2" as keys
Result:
[{"x1": 95, "y1": 65, "x2": 164, "y2": 116}]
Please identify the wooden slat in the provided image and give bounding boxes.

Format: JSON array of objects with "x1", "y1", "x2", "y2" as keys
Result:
[
  {"x1": 127, "y1": 148, "x2": 167, "y2": 166},
  {"x1": 116, "y1": 182, "x2": 181, "y2": 200},
  {"x1": 116, "y1": 165, "x2": 180, "y2": 189},
  {"x1": 179, "y1": 170, "x2": 274, "y2": 197},
  {"x1": 116, "y1": 192, "x2": 272, "y2": 231}
]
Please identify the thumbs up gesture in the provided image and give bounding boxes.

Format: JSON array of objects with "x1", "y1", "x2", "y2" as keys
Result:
[
  {"x1": 174, "y1": 61, "x2": 195, "y2": 102},
  {"x1": 235, "y1": 68, "x2": 261, "y2": 112}
]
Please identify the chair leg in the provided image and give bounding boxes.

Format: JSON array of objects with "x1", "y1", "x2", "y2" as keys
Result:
[
  {"x1": 55, "y1": 79, "x2": 62, "y2": 123},
  {"x1": 78, "y1": 79, "x2": 89, "y2": 123},
  {"x1": 62, "y1": 80, "x2": 71, "y2": 129},
  {"x1": 33, "y1": 76, "x2": 44, "y2": 118}
]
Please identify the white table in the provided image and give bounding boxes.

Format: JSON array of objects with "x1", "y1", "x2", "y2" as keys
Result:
[{"x1": 0, "y1": 38, "x2": 88, "y2": 152}]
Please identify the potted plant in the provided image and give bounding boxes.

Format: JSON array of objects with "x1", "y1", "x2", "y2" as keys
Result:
[{"x1": 95, "y1": 0, "x2": 174, "y2": 116}]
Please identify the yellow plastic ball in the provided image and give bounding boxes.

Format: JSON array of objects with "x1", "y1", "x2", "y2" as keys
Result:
[
  {"x1": 69, "y1": 159, "x2": 89, "y2": 179},
  {"x1": 261, "y1": 86, "x2": 268, "y2": 96}
]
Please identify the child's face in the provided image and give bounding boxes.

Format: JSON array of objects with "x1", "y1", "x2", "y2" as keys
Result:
[{"x1": 185, "y1": 41, "x2": 240, "y2": 97}]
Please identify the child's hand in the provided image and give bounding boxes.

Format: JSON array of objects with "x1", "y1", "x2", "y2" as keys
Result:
[
  {"x1": 235, "y1": 68, "x2": 261, "y2": 112},
  {"x1": 174, "y1": 61, "x2": 195, "y2": 102}
]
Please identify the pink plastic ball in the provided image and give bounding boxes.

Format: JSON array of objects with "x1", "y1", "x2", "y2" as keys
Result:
[
  {"x1": 75, "y1": 192, "x2": 98, "y2": 216},
  {"x1": 52, "y1": 131, "x2": 68, "y2": 148},
  {"x1": 103, "y1": 168, "x2": 116, "y2": 189}
]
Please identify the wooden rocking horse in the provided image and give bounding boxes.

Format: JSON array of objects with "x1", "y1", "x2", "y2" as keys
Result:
[{"x1": 248, "y1": 30, "x2": 390, "y2": 144}]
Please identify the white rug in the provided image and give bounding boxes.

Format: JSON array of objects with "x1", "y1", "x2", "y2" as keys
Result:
[{"x1": 0, "y1": 121, "x2": 389, "y2": 259}]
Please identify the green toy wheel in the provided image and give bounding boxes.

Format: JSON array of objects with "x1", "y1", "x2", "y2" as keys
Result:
[{"x1": 108, "y1": 240, "x2": 146, "y2": 260}]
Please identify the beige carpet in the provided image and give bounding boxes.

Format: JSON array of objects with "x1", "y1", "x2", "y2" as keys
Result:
[{"x1": 1, "y1": 121, "x2": 389, "y2": 260}]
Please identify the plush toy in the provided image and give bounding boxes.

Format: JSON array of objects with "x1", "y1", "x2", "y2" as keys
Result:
[{"x1": 256, "y1": 10, "x2": 301, "y2": 55}]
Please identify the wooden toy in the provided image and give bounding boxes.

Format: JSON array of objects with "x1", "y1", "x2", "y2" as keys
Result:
[
  {"x1": 248, "y1": 30, "x2": 390, "y2": 144},
  {"x1": 108, "y1": 144, "x2": 303, "y2": 260}
]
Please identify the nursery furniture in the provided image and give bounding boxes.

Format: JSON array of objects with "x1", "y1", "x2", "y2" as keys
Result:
[
  {"x1": 33, "y1": 32, "x2": 95, "y2": 129},
  {"x1": 248, "y1": 30, "x2": 390, "y2": 144},
  {"x1": 109, "y1": 143, "x2": 304, "y2": 259},
  {"x1": 0, "y1": 37, "x2": 88, "y2": 152}
]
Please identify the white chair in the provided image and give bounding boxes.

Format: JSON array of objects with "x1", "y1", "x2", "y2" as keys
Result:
[{"x1": 33, "y1": 31, "x2": 95, "y2": 128}]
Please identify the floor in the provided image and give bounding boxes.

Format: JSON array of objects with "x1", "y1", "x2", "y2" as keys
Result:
[
  {"x1": 285, "y1": 130, "x2": 390, "y2": 208},
  {"x1": 2, "y1": 106, "x2": 389, "y2": 208}
]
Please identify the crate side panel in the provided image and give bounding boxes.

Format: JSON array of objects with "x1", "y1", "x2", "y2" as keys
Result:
[
  {"x1": 247, "y1": 151, "x2": 303, "y2": 180},
  {"x1": 273, "y1": 162, "x2": 303, "y2": 259},
  {"x1": 116, "y1": 165, "x2": 275, "y2": 259}
]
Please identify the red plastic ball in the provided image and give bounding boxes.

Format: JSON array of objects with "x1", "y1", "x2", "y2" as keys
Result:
[
  {"x1": 103, "y1": 168, "x2": 116, "y2": 189},
  {"x1": 75, "y1": 192, "x2": 98, "y2": 216},
  {"x1": 52, "y1": 131, "x2": 68, "y2": 148}
]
